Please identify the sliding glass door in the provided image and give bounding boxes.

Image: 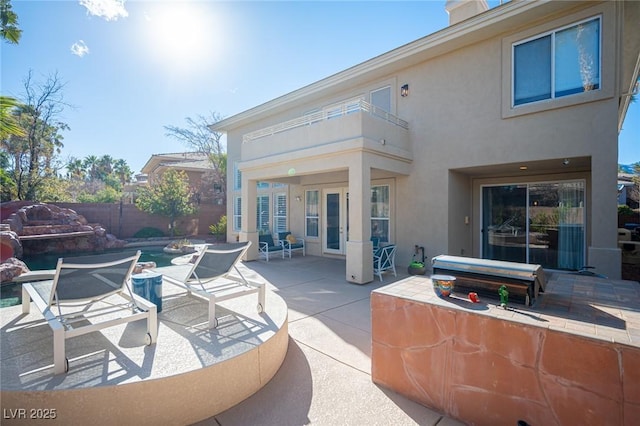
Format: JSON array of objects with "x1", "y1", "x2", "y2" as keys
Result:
[
  {"x1": 482, "y1": 181, "x2": 585, "y2": 270},
  {"x1": 482, "y1": 185, "x2": 528, "y2": 263}
]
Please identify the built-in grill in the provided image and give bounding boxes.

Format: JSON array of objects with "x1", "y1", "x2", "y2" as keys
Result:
[{"x1": 431, "y1": 255, "x2": 546, "y2": 306}]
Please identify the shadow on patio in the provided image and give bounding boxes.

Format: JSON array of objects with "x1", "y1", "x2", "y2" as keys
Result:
[{"x1": 194, "y1": 255, "x2": 455, "y2": 426}]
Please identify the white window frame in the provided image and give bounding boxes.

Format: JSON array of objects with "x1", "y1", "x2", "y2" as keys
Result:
[
  {"x1": 511, "y1": 16, "x2": 601, "y2": 108},
  {"x1": 257, "y1": 194, "x2": 270, "y2": 234},
  {"x1": 273, "y1": 193, "x2": 287, "y2": 234},
  {"x1": 370, "y1": 86, "x2": 392, "y2": 113},
  {"x1": 305, "y1": 189, "x2": 320, "y2": 238},
  {"x1": 233, "y1": 162, "x2": 242, "y2": 190},
  {"x1": 371, "y1": 185, "x2": 390, "y2": 243},
  {"x1": 233, "y1": 196, "x2": 241, "y2": 232}
]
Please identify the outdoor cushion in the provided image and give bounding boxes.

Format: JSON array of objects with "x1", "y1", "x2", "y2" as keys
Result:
[
  {"x1": 258, "y1": 234, "x2": 283, "y2": 262},
  {"x1": 259, "y1": 233, "x2": 280, "y2": 249}
]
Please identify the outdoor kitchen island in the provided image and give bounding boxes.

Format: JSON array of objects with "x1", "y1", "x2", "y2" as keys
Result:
[{"x1": 371, "y1": 273, "x2": 640, "y2": 426}]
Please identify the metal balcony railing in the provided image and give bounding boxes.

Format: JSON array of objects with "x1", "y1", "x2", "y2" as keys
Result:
[{"x1": 242, "y1": 99, "x2": 409, "y2": 143}]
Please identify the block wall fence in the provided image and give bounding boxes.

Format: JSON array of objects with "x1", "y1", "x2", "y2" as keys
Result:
[{"x1": 1, "y1": 201, "x2": 226, "y2": 239}]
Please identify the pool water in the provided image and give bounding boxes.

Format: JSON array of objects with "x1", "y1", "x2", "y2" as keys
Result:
[
  {"x1": 21, "y1": 246, "x2": 180, "y2": 271},
  {"x1": 0, "y1": 247, "x2": 181, "y2": 308}
]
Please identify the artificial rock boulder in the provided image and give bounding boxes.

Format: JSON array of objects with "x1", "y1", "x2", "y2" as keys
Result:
[
  {"x1": 1, "y1": 203, "x2": 126, "y2": 256},
  {"x1": 0, "y1": 226, "x2": 22, "y2": 261},
  {"x1": 0, "y1": 257, "x2": 29, "y2": 283}
]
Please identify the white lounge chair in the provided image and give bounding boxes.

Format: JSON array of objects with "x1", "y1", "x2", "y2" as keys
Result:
[
  {"x1": 373, "y1": 244, "x2": 397, "y2": 281},
  {"x1": 21, "y1": 250, "x2": 158, "y2": 374},
  {"x1": 162, "y1": 242, "x2": 265, "y2": 329}
]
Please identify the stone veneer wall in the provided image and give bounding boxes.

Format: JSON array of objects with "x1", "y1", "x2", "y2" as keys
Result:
[{"x1": 371, "y1": 293, "x2": 640, "y2": 426}]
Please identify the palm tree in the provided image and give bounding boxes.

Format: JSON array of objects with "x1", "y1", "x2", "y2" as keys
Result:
[
  {"x1": 83, "y1": 155, "x2": 99, "y2": 180},
  {"x1": 113, "y1": 158, "x2": 132, "y2": 186},
  {"x1": 66, "y1": 157, "x2": 85, "y2": 180},
  {"x1": 97, "y1": 154, "x2": 114, "y2": 180},
  {"x1": 0, "y1": 95, "x2": 25, "y2": 139},
  {"x1": 1, "y1": 0, "x2": 22, "y2": 44}
]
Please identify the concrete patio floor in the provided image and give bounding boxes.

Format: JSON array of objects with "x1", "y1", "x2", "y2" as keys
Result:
[{"x1": 195, "y1": 255, "x2": 463, "y2": 426}]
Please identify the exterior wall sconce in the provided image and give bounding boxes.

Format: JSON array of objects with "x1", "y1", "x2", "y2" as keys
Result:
[
  {"x1": 400, "y1": 84, "x2": 409, "y2": 97},
  {"x1": 295, "y1": 195, "x2": 302, "y2": 202}
]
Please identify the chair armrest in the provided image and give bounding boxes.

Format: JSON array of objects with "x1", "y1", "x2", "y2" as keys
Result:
[
  {"x1": 12, "y1": 270, "x2": 56, "y2": 283},
  {"x1": 258, "y1": 241, "x2": 268, "y2": 251},
  {"x1": 282, "y1": 236, "x2": 304, "y2": 246}
]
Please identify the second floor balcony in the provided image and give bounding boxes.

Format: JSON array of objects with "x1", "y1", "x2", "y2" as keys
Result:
[{"x1": 240, "y1": 99, "x2": 411, "y2": 162}]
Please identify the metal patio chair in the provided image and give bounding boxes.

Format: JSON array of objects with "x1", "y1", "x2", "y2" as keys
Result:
[
  {"x1": 277, "y1": 231, "x2": 305, "y2": 259},
  {"x1": 373, "y1": 244, "x2": 397, "y2": 282}
]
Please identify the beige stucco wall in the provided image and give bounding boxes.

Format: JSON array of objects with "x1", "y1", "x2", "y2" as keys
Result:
[{"x1": 225, "y1": 1, "x2": 632, "y2": 279}]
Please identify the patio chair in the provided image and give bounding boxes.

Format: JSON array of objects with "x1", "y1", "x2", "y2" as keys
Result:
[
  {"x1": 373, "y1": 244, "x2": 397, "y2": 282},
  {"x1": 258, "y1": 233, "x2": 283, "y2": 261},
  {"x1": 371, "y1": 236, "x2": 380, "y2": 250},
  {"x1": 21, "y1": 250, "x2": 158, "y2": 374},
  {"x1": 162, "y1": 242, "x2": 265, "y2": 329},
  {"x1": 277, "y1": 231, "x2": 305, "y2": 259}
]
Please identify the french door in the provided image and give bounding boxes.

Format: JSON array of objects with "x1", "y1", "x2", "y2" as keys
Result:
[
  {"x1": 481, "y1": 181, "x2": 585, "y2": 270},
  {"x1": 324, "y1": 188, "x2": 349, "y2": 254}
]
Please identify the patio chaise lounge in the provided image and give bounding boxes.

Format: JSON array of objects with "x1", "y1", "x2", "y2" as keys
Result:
[
  {"x1": 162, "y1": 242, "x2": 265, "y2": 329},
  {"x1": 21, "y1": 250, "x2": 158, "y2": 374}
]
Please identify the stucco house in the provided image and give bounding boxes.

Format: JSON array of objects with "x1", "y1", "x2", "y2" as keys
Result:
[
  {"x1": 213, "y1": 0, "x2": 640, "y2": 282},
  {"x1": 139, "y1": 152, "x2": 224, "y2": 205}
]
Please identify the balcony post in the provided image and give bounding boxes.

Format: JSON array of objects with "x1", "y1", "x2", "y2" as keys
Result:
[{"x1": 346, "y1": 154, "x2": 374, "y2": 284}]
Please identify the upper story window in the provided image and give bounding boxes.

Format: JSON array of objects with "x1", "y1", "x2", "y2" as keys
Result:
[
  {"x1": 370, "y1": 86, "x2": 391, "y2": 113},
  {"x1": 513, "y1": 16, "x2": 600, "y2": 107}
]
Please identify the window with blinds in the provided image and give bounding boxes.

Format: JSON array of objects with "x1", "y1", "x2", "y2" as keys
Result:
[
  {"x1": 274, "y1": 193, "x2": 287, "y2": 234},
  {"x1": 305, "y1": 190, "x2": 319, "y2": 238}
]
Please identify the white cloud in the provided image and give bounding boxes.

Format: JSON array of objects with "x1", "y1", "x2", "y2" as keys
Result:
[
  {"x1": 79, "y1": 0, "x2": 128, "y2": 21},
  {"x1": 71, "y1": 40, "x2": 90, "y2": 57}
]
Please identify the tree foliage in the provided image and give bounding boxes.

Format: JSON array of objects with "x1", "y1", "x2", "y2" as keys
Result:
[
  {"x1": 1, "y1": 71, "x2": 69, "y2": 200},
  {"x1": 135, "y1": 169, "x2": 198, "y2": 236},
  {"x1": 0, "y1": 95, "x2": 26, "y2": 140},
  {"x1": 1, "y1": 0, "x2": 21, "y2": 44},
  {"x1": 164, "y1": 112, "x2": 227, "y2": 204},
  {"x1": 64, "y1": 154, "x2": 132, "y2": 201}
]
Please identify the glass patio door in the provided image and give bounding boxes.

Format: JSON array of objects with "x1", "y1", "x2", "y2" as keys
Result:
[
  {"x1": 324, "y1": 188, "x2": 349, "y2": 254},
  {"x1": 482, "y1": 181, "x2": 585, "y2": 270},
  {"x1": 482, "y1": 185, "x2": 528, "y2": 263}
]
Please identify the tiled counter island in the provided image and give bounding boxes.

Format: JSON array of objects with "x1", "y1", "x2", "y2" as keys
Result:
[{"x1": 371, "y1": 274, "x2": 640, "y2": 426}]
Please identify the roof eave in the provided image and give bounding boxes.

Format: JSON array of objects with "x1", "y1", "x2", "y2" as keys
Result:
[{"x1": 211, "y1": 0, "x2": 561, "y2": 132}]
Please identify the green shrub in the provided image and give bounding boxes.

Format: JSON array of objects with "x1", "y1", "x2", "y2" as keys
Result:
[
  {"x1": 619, "y1": 205, "x2": 634, "y2": 216},
  {"x1": 209, "y1": 215, "x2": 227, "y2": 235},
  {"x1": 133, "y1": 227, "x2": 165, "y2": 238}
]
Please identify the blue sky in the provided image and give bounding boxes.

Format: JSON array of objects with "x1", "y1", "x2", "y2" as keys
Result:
[{"x1": 2, "y1": 0, "x2": 638, "y2": 174}]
